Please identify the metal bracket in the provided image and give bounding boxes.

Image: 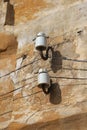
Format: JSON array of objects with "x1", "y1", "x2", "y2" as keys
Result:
[
  {"x1": 39, "y1": 46, "x2": 53, "y2": 60},
  {"x1": 41, "y1": 79, "x2": 52, "y2": 95}
]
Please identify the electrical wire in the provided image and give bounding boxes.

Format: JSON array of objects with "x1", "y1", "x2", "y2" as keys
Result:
[
  {"x1": 0, "y1": 78, "x2": 37, "y2": 97},
  {"x1": 1, "y1": 72, "x2": 87, "y2": 101},
  {"x1": 1, "y1": 63, "x2": 87, "y2": 99},
  {"x1": 1, "y1": 34, "x2": 87, "y2": 100},
  {"x1": 0, "y1": 83, "x2": 39, "y2": 102},
  {"x1": 1, "y1": 55, "x2": 87, "y2": 79},
  {"x1": 62, "y1": 57, "x2": 87, "y2": 63},
  {"x1": 1, "y1": 31, "x2": 87, "y2": 116},
  {"x1": 1, "y1": 38, "x2": 87, "y2": 80},
  {"x1": 0, "y1": 57, "x2": 41, "y2": 79},
  {"x1": 0, "y1": 90, "x2": 42, "y2": 117},
  {"x1": 50, "y1": 76, "x2": 87, "y2": 80}
]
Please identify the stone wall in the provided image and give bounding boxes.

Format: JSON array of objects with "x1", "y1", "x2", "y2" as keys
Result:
[{"x1": 0, "y1": 0, "x2": 87, "y2": 130}]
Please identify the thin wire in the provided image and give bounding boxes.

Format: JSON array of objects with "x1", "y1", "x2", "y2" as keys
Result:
[
  {"x1": 1, "y1": 64, "x2": 87, "y2": 99},
  {"x1": 0, "y1": 57, "x2": 40, "y2": 79},
  {"x1": 1, "y1": 38, "x2": 87, "y2": 79},
  {"x1": 1, "y1": 32, "x2": 87, "y2": 115},
  {"x1": 0, "y1": 90, "x2": 42, "y2": 117},
  {"x1": 1, "y1": 72, "x2": 87, "y2": 101},
  {"x1": 1, "y1": 34, "x2": 87, "y2": 100},
  {"x1": 13, "y1": 90, "x2": 42, "y2": 101},
  {"x1": 14, "y1": 64, "x2": 87, "y2": 86},
  {"x1": 62, "y1": 67, "x2": 87, "y2": 71},
  {"x1": 4, "y1": 54, "x2": 87, "y2": 79},
  {"x1": 0, "y1": 83, "x2": 38, "y2": 101},
  {"x1": 0, "y1": 79, "x2": 37, "y2": 97},
  {"x1": 50, "y1": 76, "x2": 87, "y2": 80},
  {"x1": 59, "y1": 83, "x2": 87, "y2": 86},
  {"x1": 63, "y1": 57, "x2": 87, "y2": 63},
  {"x1": 15, "y1": 75, "x2": 37, "y2": 85}
]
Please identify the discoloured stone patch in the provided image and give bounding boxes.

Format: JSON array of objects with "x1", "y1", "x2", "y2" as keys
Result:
[{"x1": 14, "y1": 0, "x2": 50, "y2": 24}]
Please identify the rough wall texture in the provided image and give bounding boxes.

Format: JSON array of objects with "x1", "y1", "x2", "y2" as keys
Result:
[{"x1": 0, "y1": 0, "x2": 87, "y2": 130}]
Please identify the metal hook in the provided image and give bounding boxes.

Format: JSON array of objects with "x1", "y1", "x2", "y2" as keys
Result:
[
  {"x1": 42, "y1": 79, "x2": 52, "y2": 95},
  {"x1": 39, "y1": 46, "x2": 53, "y2": 60}
]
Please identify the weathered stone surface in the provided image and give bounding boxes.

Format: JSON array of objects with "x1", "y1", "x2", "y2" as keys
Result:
[
  {"x1": 5, "y1": 112, "x2": 87, "y2": 130},
  {"x1": 0, "y1": 33, "x2": 17, "y2": 51},
  {"x1": 0, "y1": 0, "x2": 87, "y2": 130},
  {"x1": 0, "y1": 33, "x2": 18, "y2": 129},
  {"x1": 0, "y1": 2, "x2": 7, "y2": 28}
]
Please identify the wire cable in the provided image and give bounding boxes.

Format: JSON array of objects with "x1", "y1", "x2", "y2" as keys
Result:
[
  {"x1": 50, "y1": 76, "x2": 87, "y2": 80},
  {"x1": 0, "y1": 58, "x2": 40, "y2": 79},
  {"x1": 1, "y1": 34, "x2": 87, "y2": 100},
  {"x1": 1, "y1": 63, "x2": 87, "y2": 99},
  {"x1": 0, "y1": 79, "x2": 37, "y2": 97}
]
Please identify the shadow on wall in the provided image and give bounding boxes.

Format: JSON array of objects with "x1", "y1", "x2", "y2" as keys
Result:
[
  {"x1": 51, "y1": 50, "x2": 62, "y2": 73},
  {"x1": 4, "y1": 1, "x2": 15, "y2": 25},
  {"x1": 49, "y1": 82, "x2": 61, "y2": 104},
  {"x1": 49, "y1": 49, "x2": 62, "y2": 104}
]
